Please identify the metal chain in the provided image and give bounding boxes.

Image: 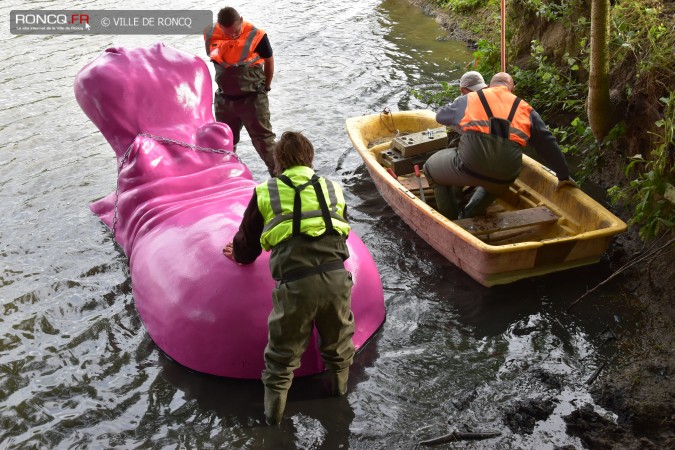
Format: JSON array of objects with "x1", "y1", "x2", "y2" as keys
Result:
[
  {"x1": 110, "y1": 133, "x2": 242, "y2": 238},
  {"x1": 137, "y1": 133, "x2": 242, "y2": 163},
  {"x1": 111, "y1": 141, "x2": 134, "y2": 238}
]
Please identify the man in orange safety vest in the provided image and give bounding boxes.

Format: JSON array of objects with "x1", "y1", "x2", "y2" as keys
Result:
[
  {"x1": 424, "y1": 72, "x2": 577, "y2": 219},
  {"x1": 204, "y1": 7, "x2": 276, "y2": 175}
]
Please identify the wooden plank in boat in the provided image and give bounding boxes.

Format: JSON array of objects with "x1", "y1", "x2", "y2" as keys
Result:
[
  {"x1": 397, "y1": 174, "x2": 430, "y2": 190},
  {"x1": 454, "y1": 206, "x2": 559, "y2": 236}
]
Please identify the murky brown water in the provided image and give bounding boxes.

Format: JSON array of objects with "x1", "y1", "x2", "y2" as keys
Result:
[{"x1": 1, "y1": 0, "x2": 633, "y2": 448}]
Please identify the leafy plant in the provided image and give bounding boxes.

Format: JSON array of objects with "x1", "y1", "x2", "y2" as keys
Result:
[
  {"x1": 436, "y1": 0, "x2": 490, "y2": 13},
  {"x1": 471, "y1": 38, "x2": 501, "y2": 76},
  {"x1": 511, "y1": 41, "x2": 585, "y2": 119},
  {"x1": 411, "y1": 81, "x2": 460, "y2": 110},
  {"x1": 520, "y1": 0, "x2": 577, "y2": 21},
  {"x1": 610, "y1": 0, "x2": 673, "y2": 82},
  {"x1": 608, "y1": 93, "x2": 675, "y2": 239}
]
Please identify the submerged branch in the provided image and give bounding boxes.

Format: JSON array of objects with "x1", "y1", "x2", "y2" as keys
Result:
[
  {"x1": 566, "y1": 235, "x2": 675, "y2": 311},
  {"x1": 420, "y1": 430, "x2": 502, "y2": 446}
]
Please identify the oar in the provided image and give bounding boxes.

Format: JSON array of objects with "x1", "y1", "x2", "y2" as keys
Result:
[{"x1": 414, "y1": 164, "x2": 426, "y2": 203}]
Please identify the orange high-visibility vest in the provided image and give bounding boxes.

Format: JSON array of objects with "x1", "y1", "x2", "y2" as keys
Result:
[
  {"x1": 204, "y1": 21, "x2": 266, "y2": 68},
  {"x1": 459, "y1": 85, "x2": 533, "y2": 147}
]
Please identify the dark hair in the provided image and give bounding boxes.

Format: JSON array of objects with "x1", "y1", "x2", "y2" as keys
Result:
[
  {"x1": 274, "y1": 131, "x2": 314, "y2": 174},
  {"x1": 217, "y1": 7, "x2": 240, "y2": 27}
]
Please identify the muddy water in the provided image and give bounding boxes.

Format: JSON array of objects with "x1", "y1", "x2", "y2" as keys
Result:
[{"x1": 1, "y1": 0, "x2": 631, "y2": 448}]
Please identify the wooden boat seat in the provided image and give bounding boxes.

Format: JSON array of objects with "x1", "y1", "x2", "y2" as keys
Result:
[{"x1": 454, "y1": 206, "x2": 559, "y2": 236}]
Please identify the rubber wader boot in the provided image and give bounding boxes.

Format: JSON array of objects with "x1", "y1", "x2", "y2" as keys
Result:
[
  {"x1": 462, "y1": 187, "x2": 497, "y2": 218},
  {"x1": 330, "y1": 369, "x2": 349, "y2": 396},
  {"x1": 433, "y1": 184, "x2": 462, "y2": 220},
  {"x1": 264, "y1": 387, "x2": 287, "y2": 425}
]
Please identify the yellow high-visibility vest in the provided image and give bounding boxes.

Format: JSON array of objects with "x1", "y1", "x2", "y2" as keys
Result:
[{"x1": 256, "y1": 166, "x2": 350, "y2": 250}]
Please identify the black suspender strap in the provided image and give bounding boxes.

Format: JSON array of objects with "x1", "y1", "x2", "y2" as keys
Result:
[
  {"x1": 278, "y1": 174, "x2": 311, "y2": 237},
  {"x1": 311, "y1": 175, "x2": 336, "y2": 235},
  {"x1": 507, "y1": 97, "x2": 522, "y2": 122},
  {"x1": 277, "y1": 174, "x2": 335, "y2": 237},
  {"x1": 475, "y1": 90, "x2": 523, "y2": 139},
  {"x1": 476, "y1": 89, "x2": 521, "y2": 121},
  {"x1": 476, "y1": 90, "x2": 494, "y2": 118}
]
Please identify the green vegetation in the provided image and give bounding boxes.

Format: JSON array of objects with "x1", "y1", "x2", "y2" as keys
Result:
[
  {"x1": 436, "y1": 0, "x2": 491, "y2": 13},
  {"x1": 609, "y1": 93, "x2": 674, "y2": 239},
  {"x1": 511, "y1": 42, "x2": 585, "y2": 120},
  {"x1": 420, "y1": 0, "x2": 674, "y2": 239},
  {"x1": 605, "y1": 0, "x2": 674, "y2": 238},
  {"x1": 610, "y1": 0, "x2": 673, "y2": 87},
  {"x1": 518, "y1": 0, "x2": 580, "y2": 23},
  {"x1": 411, "y1": 81, "x2": 459, "y2": 110}
]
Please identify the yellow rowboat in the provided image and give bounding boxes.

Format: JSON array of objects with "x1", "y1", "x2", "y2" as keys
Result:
[{"x1": 345, "y1": 109, "x2": 627, "y2": 287}]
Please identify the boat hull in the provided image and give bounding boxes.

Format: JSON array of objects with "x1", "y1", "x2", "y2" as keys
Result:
[{"x1": 346, "y1": 110, "x2": 627, "y2": 287}]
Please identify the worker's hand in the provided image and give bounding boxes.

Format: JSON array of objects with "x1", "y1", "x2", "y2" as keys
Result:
[
  {"x1": 555, "y1": 177, "x2": 578, "y2": 192},
  {"x1": 222, "y1": 242, "x2": 237, "y2": 262}
]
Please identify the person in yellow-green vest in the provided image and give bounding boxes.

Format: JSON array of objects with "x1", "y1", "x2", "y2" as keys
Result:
[
  {"x1": 204, "y1": 7, "x2": 276, "y2": 175},
  {"x1": 223, "y1": 131, "x2": 355, "y2": 425}
]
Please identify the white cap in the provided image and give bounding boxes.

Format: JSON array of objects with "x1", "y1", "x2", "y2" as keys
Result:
[{"x1": 460, "y1": 71, "x2": 487, "y2": 91}]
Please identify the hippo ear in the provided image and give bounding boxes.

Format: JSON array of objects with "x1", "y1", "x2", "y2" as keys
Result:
[{"x1": 196, "y1": 122, "x2": 235, "y2": 151}]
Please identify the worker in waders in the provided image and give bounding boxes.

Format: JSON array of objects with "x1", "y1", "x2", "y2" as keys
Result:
[
  {"x1": 223, "y1": 131, "x2": 355, "y2": 425},
  {"x1": 424, "y1": 72, "x2": 577, "y2": 219},
  {"x1": 204, "y1": 7, "x2": 276, "y2": 175}
]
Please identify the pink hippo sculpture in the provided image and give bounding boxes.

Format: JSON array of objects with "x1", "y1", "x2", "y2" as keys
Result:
[{"x1": 74, "y1": 43, "x2": 385, "y2": 378}]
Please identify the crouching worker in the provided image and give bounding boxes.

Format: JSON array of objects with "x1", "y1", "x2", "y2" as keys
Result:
[
  {"x1": 223, "y1": 131, "x2": 355, "y2": 425},
  {"x1": 424, "y1": 72, "x2": 576, "y2": 220}
]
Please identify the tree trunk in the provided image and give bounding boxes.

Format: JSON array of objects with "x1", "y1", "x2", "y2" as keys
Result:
[{"x1": 587, "y1": 0, "x2": 613, "y2": 140}]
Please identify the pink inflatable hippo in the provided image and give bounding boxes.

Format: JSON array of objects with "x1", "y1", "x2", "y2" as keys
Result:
[{"x1": 74, "y1": 43, "x2": 385, "y2": 378}]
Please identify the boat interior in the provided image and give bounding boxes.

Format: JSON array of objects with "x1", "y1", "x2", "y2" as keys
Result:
[{"x1": 364, "y1": 127, "x2": 613, "y2": 246}]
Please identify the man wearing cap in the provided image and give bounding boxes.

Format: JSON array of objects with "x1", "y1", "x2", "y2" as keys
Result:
[
  {"x1": 424, "y1": 71, "x2": 576, "y2": 219},
  {"x1": 444, "y1": 71, "x2": 487, "y2": 135},
  {"x1": 460, "y1": 70, "x2": 487, "y2": 94}
]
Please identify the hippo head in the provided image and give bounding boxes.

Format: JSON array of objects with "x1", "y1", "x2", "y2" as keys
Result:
[
  {"x1": 75, "y1": 42, "x2": 247, "y2": 252},
  {"x1": 75, "y1": 42, "x2": 223, "y2": 156}
]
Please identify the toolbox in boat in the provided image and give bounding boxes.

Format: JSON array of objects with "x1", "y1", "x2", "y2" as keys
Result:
[{"x1": 392, "y1": 127, "x2": 448, "y2": 157}]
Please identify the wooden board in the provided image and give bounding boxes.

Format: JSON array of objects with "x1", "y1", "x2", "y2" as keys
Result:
[
  {"x1": 398, "y1": 174, "x2": 430, "y2": 190},
  {"x1": 454, "y1": 206, "x2": 559, "y2": 236}
]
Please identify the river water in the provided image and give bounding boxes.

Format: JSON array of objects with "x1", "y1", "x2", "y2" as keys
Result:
[{"x1": 1, "y1": 0, "x2": 631, "y2": 448}]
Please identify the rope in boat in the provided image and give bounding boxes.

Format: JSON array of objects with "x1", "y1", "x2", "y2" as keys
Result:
[
  {"x1": 379, "y1": 107, "x2": 400, "y2": 137},
  {"x1": 111, "y1": 133, "x2": 242, "y2": 237}
]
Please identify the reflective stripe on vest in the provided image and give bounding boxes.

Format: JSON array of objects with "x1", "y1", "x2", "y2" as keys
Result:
[
  {"x1": 204, "y1": 21, "x2": 265, "y2": 68},
  {"x1": 459, "y1": 86, "x2": 533, "y2": 147},
  {"x1": 256, "y1": 167, "x2": 350, "y2": 250}
]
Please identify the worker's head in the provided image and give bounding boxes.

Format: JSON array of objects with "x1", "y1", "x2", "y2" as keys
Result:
[
  {"x1": 274, "y1": 131, "x2": 314, "y2": 174},
  {"x1": 459, "y1": 71, "x2": 487, "y2": 95},
  {"x1": 217, "y1": 7, "x2": 243, "y2": 38},
  {"x1": 489, "y1": 72, "x2": 515, "y2": 92}
]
